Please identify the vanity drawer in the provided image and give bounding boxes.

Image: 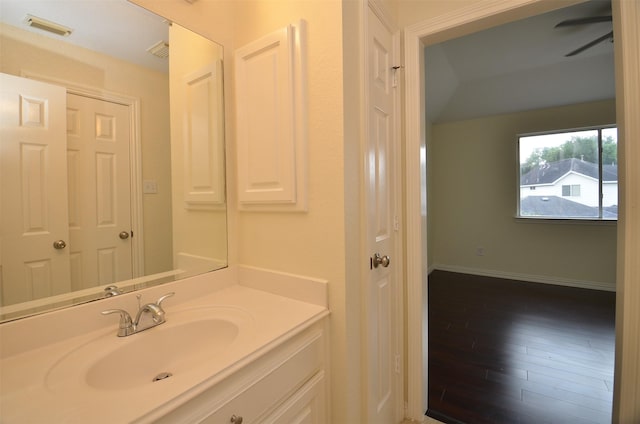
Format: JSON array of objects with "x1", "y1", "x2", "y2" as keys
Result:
[
  {"x1": 155, "y1": 324, "x2": 325, "y2": 424},
  {"x1": 260, "y1": 370, "x2": 326, "y2": 424}
]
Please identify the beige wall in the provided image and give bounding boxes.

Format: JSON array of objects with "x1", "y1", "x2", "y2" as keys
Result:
[
  {"x1": 134, "y1": 0, "x2": 640, "y2": 421},
  {"x1": 0, "y1": 22, "x2": 173, "y2": 276},
  {"x1": 429, "y1": 100, "x2": 617, "y2": 287},
  {"x1": 395, "y1": 0, "x2": 477, "y2": 28},
  {"x1": 132, "y1": 1, "x2": 356, "y2": 421},
  {"x1": 230, "y1": 3, "x2": 353, "y2": 422}
]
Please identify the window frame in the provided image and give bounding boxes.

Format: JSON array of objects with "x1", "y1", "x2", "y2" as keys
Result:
[{"x1": 516, "y1": 124, "x2": 617, "y2": 221}]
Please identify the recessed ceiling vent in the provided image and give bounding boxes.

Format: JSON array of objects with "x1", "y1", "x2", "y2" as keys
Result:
[
  {"x1": 147, "y1": 41, "x2": 169, "y2": 59},
  {"x1": 24, "y1": 14, "x2": 73, "y2": 37}
]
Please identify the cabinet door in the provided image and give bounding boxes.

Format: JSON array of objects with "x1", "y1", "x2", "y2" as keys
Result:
[
  {"x1": 261, "y1": 371, "x2": 326, "y2": 424},
  {"x1": 184, "y1": 330, "x2": 323, "y2": 424}
]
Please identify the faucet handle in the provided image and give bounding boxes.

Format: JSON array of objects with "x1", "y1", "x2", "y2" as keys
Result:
[
  {"x1": 101, "y1": 309, "x2": 134, "y2": 336},
  {"x1": 156, "y1": 292, "x2": 175, "y2": 308}
]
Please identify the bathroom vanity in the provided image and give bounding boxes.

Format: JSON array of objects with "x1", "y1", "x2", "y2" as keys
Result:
[{"x1": 0, "y1": 266, "x2": 329, "y2": 423}]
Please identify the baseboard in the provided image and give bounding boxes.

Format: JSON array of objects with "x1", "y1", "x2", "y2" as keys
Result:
[
  {"x1": 430, "y1": 264, "x2": 615, "y2": 292},
  {"x1": 426, "y1": 409, "x2": 464, "y2": 424}
]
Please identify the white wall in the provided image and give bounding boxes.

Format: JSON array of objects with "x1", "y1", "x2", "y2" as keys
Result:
[
  {"x1": 429, "y1": 99, "x2": 617, "y2": 288},
  {"x1": 603, "y1": 181, "x2": 618, "y2": 207}
]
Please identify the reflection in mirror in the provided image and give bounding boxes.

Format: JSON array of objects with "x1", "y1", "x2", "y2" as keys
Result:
[{"x1": 0, "y1": 0, "x2": 227, "y2": 322}]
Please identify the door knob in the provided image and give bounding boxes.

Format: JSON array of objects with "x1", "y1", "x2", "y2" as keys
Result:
[
  {"x1": 53, "y1": 240, "x2": 67, "y2": 249},
  {"x1": 119, "y1": 231, "x2": 130, "y2": 240},
  {"x1": 373, "y1": 252, "x2": 390, "y2": 268}
]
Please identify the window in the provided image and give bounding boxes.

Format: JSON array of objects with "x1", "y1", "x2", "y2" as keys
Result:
[
  {"x1": 518, "y1": 126, "x2": 617, "y2": 220},
  {"x1": 561, "y1": 184, "x2": 580, "y2": 197}
]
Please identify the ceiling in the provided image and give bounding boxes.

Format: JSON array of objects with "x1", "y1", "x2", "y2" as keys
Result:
[
  {"x1": 0, "y1": 0, "x2": 170, "y2": 73},
  {"x1": 425, "y1": 0, "x2": 615, "y2": 123},
  {"x1": 1, "y1": 1, "x2": 615, "y2": 113}
]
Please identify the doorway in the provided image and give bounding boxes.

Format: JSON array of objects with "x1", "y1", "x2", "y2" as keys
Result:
[{"x1": 403, "y1": 0, "x2": 640, "y2": 422}]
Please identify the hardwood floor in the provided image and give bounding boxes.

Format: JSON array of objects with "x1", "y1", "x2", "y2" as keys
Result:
[{"x1": 427, "y1": 270, "x2": 616, "y2": 424}]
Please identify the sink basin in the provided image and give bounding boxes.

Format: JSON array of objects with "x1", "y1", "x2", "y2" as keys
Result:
[
  {"x1": 86, "y1": 318, "x2": 238, "y2": 390},
  {"x1": 45, "y1": 306, "x2": 254, "y2": 392}
]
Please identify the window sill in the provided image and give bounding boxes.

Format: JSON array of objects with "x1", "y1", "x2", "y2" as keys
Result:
[{"x1": 514, "y1": 216, "x2": 617, "y2": 226}]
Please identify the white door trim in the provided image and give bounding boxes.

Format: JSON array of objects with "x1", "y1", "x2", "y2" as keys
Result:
[
  {"x1": 403, "y1": 0, "x2": 640, "y2": 421},
  {"x1": 611, "y1": 0, "x2": 640, "y2": 420},
  {"x1": 20, "y1": 72, "x2": 145, "y2": 279}
]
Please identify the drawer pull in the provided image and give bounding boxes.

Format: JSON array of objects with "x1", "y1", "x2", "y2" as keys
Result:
[{"x1": 230, "y1": 415, "x2": 243, "y2": 424}]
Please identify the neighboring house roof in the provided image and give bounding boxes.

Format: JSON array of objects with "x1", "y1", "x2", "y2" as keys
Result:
[
  {"x1": 521, "y1": 195, "x2": 598, "y2": 217},
  {"x1": 603, "y1": 164, "x2": 618, "y2": 182},
  {"x1": 603, "y1": 206, "x2": 618, "y2": 219},
  {"x1": 520, "y1": 196, "x2": 618, "y2": 218},
  {"x1": 521, "y1": 158, "x2": 617, "y2": 186}
]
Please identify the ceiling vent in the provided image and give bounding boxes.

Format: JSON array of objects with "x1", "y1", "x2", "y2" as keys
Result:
[
  {"x1": 147, "y1": 41, "x2": 169, "y2": 59},
  {"x1": 24, "y1": 14, "x2": 73, "y2": 37}
]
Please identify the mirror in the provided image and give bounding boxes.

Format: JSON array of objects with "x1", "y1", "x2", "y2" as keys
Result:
[{"x1": 0, "y1": 0, "x2": 227, "y2": 321}]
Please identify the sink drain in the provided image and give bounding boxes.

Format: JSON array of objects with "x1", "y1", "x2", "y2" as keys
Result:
[{"x1": 152, "y1": 372, "x2": 173, "y2": 382}]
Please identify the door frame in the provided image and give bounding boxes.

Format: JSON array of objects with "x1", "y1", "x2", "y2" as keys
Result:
[
  {"x1": 403, "y1": 0, "x2": 640, "y2": 421},
  {"x1": 21, "y1": 72, "x2": 145, "y2": 279}
]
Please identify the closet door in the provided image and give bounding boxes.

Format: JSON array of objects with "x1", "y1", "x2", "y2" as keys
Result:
[{"x1": 66, "y1": 93, "x2": 132, "y2": 289}]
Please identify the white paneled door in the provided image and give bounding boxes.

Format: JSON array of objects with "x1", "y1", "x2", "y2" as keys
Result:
[
  {"x1": 0, "y1": 73, "x2": 71, "y2": 304},
  {"x1": 0, "y1": 74, "x2": 134, "y2": 306},
  {"x1": 365, "y1": 5, "x2": 400, "y2": 424},
  {"x1": 66, "y1": 93, "x2": 132, "y2": 289}
]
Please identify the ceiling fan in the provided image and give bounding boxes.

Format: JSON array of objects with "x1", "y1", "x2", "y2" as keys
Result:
[{"x1": 555, "y1": 15, "x2": 613, "y2": 57}]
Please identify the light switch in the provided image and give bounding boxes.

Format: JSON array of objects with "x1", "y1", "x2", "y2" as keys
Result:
[{"x1": 143, "y1": 180, "x2": 158, "y2": 194}]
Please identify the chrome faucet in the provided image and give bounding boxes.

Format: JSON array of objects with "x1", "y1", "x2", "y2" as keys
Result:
[{"x1": 102, "y1": 292, "x2": 174, "y2": 337}]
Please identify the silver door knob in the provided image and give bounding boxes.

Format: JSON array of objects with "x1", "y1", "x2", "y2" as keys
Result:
[
  {"x1": 53, "y1": 240, "x2": 67, "y2": 249},
  {"x1": 119, "y1": 231, "x2": 130, "y2": 240},
  {"x1": 373, "y1": 253, "x2": 390, "y2": 268}
]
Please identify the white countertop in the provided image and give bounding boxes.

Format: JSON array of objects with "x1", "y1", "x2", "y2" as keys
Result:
[{"x1": 0, "y1": 266, "x2": 328, "y2": 423}]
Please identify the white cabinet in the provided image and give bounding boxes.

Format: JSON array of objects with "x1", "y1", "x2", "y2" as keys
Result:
[
  {"x1": 234, "y1": 22, "x2": 307, "y2": 212},
  {"x1": 154, "y1": 322, "x2": 327, "y2": 424}
]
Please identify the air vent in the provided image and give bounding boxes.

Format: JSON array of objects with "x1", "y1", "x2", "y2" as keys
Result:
[
  {"x1": 147, "y1": 41, "x2": 169, "y2": 59},
  {"x1": 24, "y1": 14, "x2": 73, "y2": 37}
]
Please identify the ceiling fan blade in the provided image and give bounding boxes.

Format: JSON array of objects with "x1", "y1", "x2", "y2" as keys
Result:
[
  {"x1": 555, "y1": 16, "x2": 612, "y2": 28},
  {"x1": 566, "y1": 30, "x2": 614, "y2": 57}
]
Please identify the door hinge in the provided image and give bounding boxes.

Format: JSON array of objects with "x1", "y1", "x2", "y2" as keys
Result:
[
  {"x1": 394, "y1": 215, "x2": 399, "y2": 231},
  {"x1": 395, "y1": 354, "x2": 400, "y2": 373},
  {"x1": 391, "y1": 65, "x2": 403, "y2": 88}
]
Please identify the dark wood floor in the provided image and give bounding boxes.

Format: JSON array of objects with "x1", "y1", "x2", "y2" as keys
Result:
[{"x1": 427, "y1": 270, "x2": 616, "y2": 424}]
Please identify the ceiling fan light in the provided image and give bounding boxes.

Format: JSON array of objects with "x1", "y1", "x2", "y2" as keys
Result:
[{"x1": 24, "y1": 14, "x2": 73, "y2": 37}]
